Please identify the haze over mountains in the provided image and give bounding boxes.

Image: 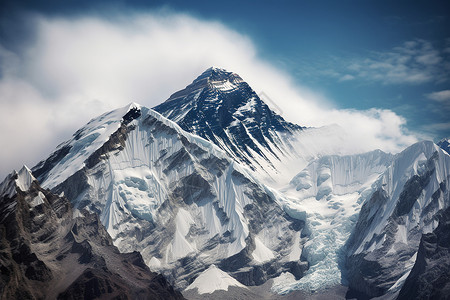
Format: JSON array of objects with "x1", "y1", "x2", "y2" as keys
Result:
[{"x1": 1, "y1": 68, "x2": 449, "y2": 299}]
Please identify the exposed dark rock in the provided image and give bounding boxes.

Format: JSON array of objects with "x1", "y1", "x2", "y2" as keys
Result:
[
  {"x1": 122, "y1": 107, "x2": 141, "y2": 125},
  {"x1": 85, "y1": 123, "x2": 134, "y2": 169},
  {"x1": 171, "y1": 172, "x2": 214, "y2": 205},
  {"x1": 394, "y1": 171, "x2": 433, "y2": 217},
  {"x1": 397, "y1": 206, "x2": 450, "y2": 300}
]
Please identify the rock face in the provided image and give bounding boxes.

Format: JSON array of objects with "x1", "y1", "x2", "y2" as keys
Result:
[
  {"x1": 397, "y1": 205, "x2": 450, "y2": 300},
  {"x1": 31, "y1": 104, "x2": 306, "y2": 289},
  {"x1": 345, "y1": 141, "x2": 450, "y2": 298},
  {"x1": 0, "y1": 166, "x2": 183, "y2": 299}
]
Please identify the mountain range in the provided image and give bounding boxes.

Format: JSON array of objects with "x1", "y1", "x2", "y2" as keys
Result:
[{"x1": 1, "y1": 67, "x2": 449, "y2": 299}]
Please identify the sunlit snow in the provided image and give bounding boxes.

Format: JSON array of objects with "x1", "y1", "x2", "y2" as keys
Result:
[{"x1": 185, "y1": 264, "x2": 247, "y2": 294}]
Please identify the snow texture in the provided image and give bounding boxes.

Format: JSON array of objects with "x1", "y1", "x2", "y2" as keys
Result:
[{"x1": 273, "y1": 150, "x2": 393, "y2": 293}]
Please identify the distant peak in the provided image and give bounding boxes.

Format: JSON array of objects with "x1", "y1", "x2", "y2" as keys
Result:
[{"x1": 16, "y1": 165, "x2": 36, "y2": 193}]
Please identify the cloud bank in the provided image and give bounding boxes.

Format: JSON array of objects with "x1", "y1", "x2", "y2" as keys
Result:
[{"x1": 0, "y1": 11, "x2": 418, "y2": 179}]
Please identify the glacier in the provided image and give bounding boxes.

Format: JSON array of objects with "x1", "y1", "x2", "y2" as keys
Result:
[{"x1": 272, "y1": 150, "x2": 393, "y2": 293}]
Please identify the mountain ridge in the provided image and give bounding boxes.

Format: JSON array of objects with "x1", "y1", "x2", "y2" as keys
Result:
[{"x1": 29, "y1": 102, "x2": 307, "y2": 290}]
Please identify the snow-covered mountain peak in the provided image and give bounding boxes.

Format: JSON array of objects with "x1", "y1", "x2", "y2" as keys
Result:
[
  {"x1": 0, "y1": 165, "x2": 36, "y2": 198},
  {"x1": 16, "y1": 165, "x2": 35, "y2": 192},
  {"x1": 154, "y1": 68, "x2": 304, "y2": 182},
  {"x1": 128, "y1": 101, "x2": 142, "y2": 109}
]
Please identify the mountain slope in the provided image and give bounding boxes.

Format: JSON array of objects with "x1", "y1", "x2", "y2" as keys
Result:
[
  {"x1": 32, "y1": 103, "x2": 306, "y2": 289},
  {"x1": 0, "y1": 166, "x2": 183, "y2": 299},
  {"x1": 345, "y1": 141, "x2": 450, "y2": 298}
]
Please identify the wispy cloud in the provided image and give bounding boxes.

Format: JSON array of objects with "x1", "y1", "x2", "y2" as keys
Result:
[
  {"x1": 0, "y1": 11, "x2": 417, "y2": 179},
  {"x1": 328, "y1": 39, "x2": 450, "y2": 85},
  {"x1": 425, "y1": 89, "x2": 450, "y2": 113},
  {"x1": 421, "y1": 122, "x2": 450, "y2": 138},
  {"x1": 338, "y1": 74, "x2": 355, "y2": 82},
  {"x1": 426, "y1": 90, "x2": 450, "y2": 103}
]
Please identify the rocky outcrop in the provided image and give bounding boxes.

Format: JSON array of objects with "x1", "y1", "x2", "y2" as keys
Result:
[{"x1": 397, "y1": 206, "x2": 450, "y2": 300}]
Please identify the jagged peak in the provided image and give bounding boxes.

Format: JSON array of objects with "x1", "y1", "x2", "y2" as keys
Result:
[
  {"x1": 0, "y1": 165, "x2": 36, "y2": 199},
  {"x1": 16, "y1": 165, "x2": 36, "y2": 192}
]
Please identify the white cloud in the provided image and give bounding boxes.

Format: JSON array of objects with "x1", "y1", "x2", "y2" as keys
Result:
[
  {"x1": 0, "y1": 12, "x2": 418, "y2": 179},
  {"x1": 426, "y1": 90, "x2": 450, "y2": 102}
]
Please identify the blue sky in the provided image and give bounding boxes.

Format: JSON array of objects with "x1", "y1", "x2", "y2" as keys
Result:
[{"x1": 0, "y1": 0, "x2": 449, "y2": 177}]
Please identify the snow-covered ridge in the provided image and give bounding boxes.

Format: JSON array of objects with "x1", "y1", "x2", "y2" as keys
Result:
[
  {"x1": 437, "y1": 137, "x2": 450, "y2": 154},
  {"x1": 351, "y1": 141, "x2": 450, "y2": 255},
  {"x1": 33, "y1": 100, "x2": 228, "y2": 190},
  {"x1": 345, "y1": 140, "x2": 450, "y2": 297},
  {"x1": 33, "y1": 103, "x2": 141, "y2": 189},
  {"x1": 0, "y1": 165, "x2": 36, "y2": 198}
]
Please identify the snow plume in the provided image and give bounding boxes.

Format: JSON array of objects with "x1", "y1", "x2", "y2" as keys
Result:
[{"x1": 0, "y1": 10, "x2": 417, "y2": 179}]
